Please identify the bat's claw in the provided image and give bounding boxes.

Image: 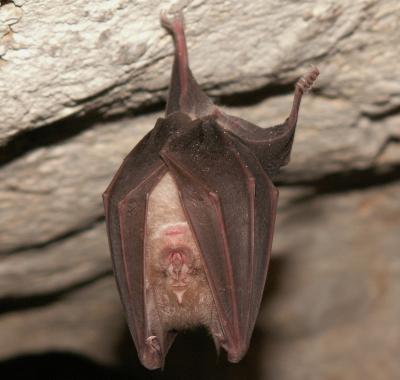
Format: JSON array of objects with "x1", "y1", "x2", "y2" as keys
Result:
[
  {"x1": 141, "y1": 336, "x2": 163, "y2": 370},
  {"x1": 146, "y1": 335, "x2": 161, "y2": 352},
  {"x1": 296, "y1": 65, "x2": 320, "y2": 93},
  {"x1": 160, "y1": 10, "x2": 184, "y2": 33}
]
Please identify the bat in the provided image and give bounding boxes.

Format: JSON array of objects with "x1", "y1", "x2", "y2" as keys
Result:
[{"x1": 103, "y1": 11, "x2": 319, "y2": 370}]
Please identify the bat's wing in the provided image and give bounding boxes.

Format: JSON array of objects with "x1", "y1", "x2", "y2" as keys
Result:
[
  {"x1": 103, "y1": 113, "x2": 194, "y2": 369},
  {"x1": 161, "y1": 117, "x2": 278, "y2": 362}
]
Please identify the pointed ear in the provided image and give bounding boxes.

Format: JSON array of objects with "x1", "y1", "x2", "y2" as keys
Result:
[
  {"x1": 161, "y1": 11, "x2": 214, "y2": 117},
  {"x1": 215, "y1": 66, "x2": 320, "y2": 176}
]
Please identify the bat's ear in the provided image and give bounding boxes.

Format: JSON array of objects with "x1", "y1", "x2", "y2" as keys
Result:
[{"x1": 161, "y1": 11, "x2": 214, "y2": 118}]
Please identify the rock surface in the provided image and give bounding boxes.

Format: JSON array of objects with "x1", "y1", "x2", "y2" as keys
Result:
[
  {"x1": 1, "y1": 0, "x2": 400, "y2": 379},
  {"x1": 1, "y1": 0, "x2": 400, "y2": 143},
  {"x1": 260, "y1": 180, "x2": 400, "y2": 380}
]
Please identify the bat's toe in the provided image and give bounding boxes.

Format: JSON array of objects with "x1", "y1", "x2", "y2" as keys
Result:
[
  {"x1": 140, "y1": 336, "x2": 163, "y2": 370},
  {"x1": 225, "y1": 342, "x2": 249, "y2": 364}
]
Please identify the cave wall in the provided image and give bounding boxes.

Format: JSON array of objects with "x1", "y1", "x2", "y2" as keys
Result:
[{"x1": 1, "y1": 1, "x2": 399, "y2": 378}]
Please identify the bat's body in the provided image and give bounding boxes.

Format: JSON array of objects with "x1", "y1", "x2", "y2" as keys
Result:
[{"x1": 103, "y1": 11, "x2": 319, "y2": 370}]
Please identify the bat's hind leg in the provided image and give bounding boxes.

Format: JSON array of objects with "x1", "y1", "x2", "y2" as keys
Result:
[
  {"x1": 160, "y1": 10, "x2": 189, "y2": 93},
  {"x1": 160, "y1": 10, "x2": 214, "y2": 117},
  {"x1": 160, "y1": 10, "x2": 186, "y2": 62}
]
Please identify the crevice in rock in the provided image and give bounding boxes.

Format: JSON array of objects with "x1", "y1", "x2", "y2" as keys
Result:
[
  {"x1": 0, "y1": 1, "x2": 13, "y2": 6},
  {"x1": 373, "y1": 136, "x2": 400, "y2": 161},
  {"x1": 361, "y1": 103, "x2": 400, "y2": 121},
  {"x1": 2, "y1": 215, "x2": 105, "y2": 256},
  {"x1": 5, "y1": 158, "x2": 400, "y2": 257},
  {"x1": 216, "y1": 81, "x2": 295, "y2": 107},
  {"x1": 278, "y1": 163, "x2": 400, "y2": 205},
  {"x1": 0, "y1": 269, "x2": 112, "y2": 316},
  {"x1": 0, "y1": 79, "x2": 302, "y2": 169},
  {"x1": 0, "y1": 114, "x2": 109, "y2": 167},
  {"x1": 0, "y1": 102, "x2": 164, "y2": 168}
]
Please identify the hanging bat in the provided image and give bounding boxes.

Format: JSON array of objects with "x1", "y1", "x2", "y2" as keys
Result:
[{"x1": 103, "y1": 11, "x2": 319, "y2": 370}]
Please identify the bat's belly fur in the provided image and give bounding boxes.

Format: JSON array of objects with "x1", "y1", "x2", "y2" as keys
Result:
[{"x1": 145, "y1": 172, "x2": 218, "y2": 331}]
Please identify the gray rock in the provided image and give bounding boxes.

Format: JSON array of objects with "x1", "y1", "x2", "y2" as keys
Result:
[
  {"x1": 0, "y1": 114, "x2": 154, "y2": 252},
  {"x1": 1, "y1": 0, "x2": 400, "y2": 143},
  {"x1": 1, "y1": 0, "x2": 400, "y2": 377},
  {"x1": 259, "y1": 180, "x2": 400, "y2": 379},
  {"x1": 0, "y1": 223, "x2": 110, "y2": 298},
  {"x1": 0, "y1": 275, "x2": 125, "y2": 365}
]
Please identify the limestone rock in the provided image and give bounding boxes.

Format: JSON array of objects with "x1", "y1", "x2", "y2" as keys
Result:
[
  {"x1": 259, "y1": 180, "x2": 400, "y2": 379},
  {"x1": 1, "y1": 0, "x2": 400, "y2": 378},
  {"x1": 1, "y1": 0, "x2": 400, "y2": 143},
  {"x1": 0, "y1": 115, "x2": 154, "y2": 252}
]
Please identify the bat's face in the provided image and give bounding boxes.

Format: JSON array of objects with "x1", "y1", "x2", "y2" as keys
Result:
[
  {"x1": 154, "y1": 222, "x2": 197, "y2": 296},
  {"x1": 145, "y1": 173, "x2": 216, "y2": 330},
  {"x1": 147, "y1": 221, "x2": 201, "y2": 304}
]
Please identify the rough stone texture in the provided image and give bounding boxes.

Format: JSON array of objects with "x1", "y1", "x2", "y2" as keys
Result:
[
  {"x1": 0, "y1": 114, "x2": 154, "y2": 252},
  {"x1": 1, "y1": 0, "x2": 400, "y2": 379},
  {"x1": 0, "y1": 275, "x2": 125, "y2": 365},
  {"x1": 0, "y1": 223, "x2": 110, "y2": 298},
  {"x1": 260, "y1": 181, "x2": 400, "y2": 380},
  {"x1": 1, "y1": 0, "x2": 400, "y2": 143}
]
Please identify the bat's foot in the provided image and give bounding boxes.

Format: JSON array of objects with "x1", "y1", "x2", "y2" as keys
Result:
[
  {"x1": 296, "y1": 65, "x2": 320, "y2": 93},
  {"x1": 146, "y1": 335, "x2": 161, "y2": 352},
  {"x1": 141, "y1": 336, "x2": 162, "y2": 370},
  {"x1": 160, "y1": 10, "x2": 184, "y2": 33}
]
